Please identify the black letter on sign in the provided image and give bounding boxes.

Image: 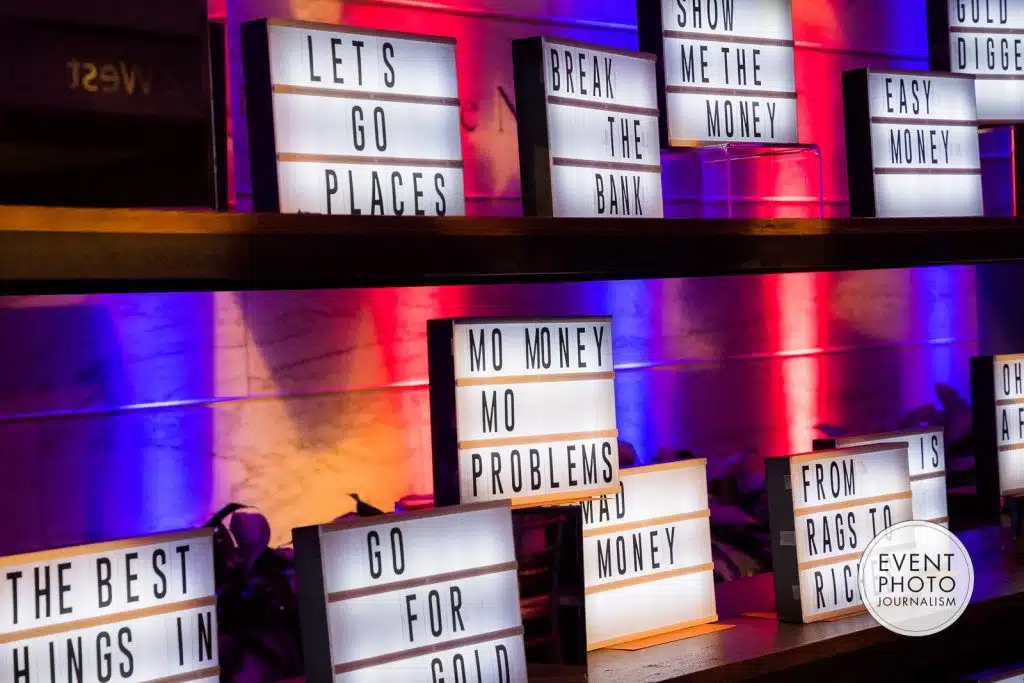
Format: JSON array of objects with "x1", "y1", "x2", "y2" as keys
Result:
[
  {"x1": 97, "y1": 558, "x2": 113, "y2": 608},
  {"x1": 57, "y1": 562, "x2": 72, "y2": 615},
  {"x1": 368, "y1": 530, "x2": 382, "y2": 578},
  {"x1": 325, "y1": 170, "x2": 339, "y2": 215},
  {"x1": 503, "y1": 389, "x2": 515, "y2": 432},
  {"x1": 6, "y1": 571, "x2": 21, "y2": 624},
  {"x1": 306, "y1": 35, "x2": 321, "y2": 82},
  {"x1": 383, "y1": 43, "x2": 396, "y2": 87},
  {"x1": 118, "y1": 627, "x2": 135, "y2": 678},
  {"x1": 175, "y1": 545, "x2": 191, "y2": 594},
  {"x1": 153, "y1": 549, "x2": 168, "y2": 599},
  {"x1": 373, "y1": 106, "x2": 387, "y2": 151},
  {"x1": 125, "y1": 552, "x2": 139, "y2": 603},
  {"x1": 391, "y1": 527, "x2": 406, "y2": 575},
  {"x1": 97, "y1": 631, "x2": 113, "y2": 683},
  {"x1": 198, "y1": 611, "x2": 214, "y2": 661}
]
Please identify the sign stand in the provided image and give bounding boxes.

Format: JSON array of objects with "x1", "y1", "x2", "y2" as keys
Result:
[
  {"x1": 663, "y1": 143, "x2": 823, "y2": 218},
  {"x1": 604, "y1": 622, "x2": 734, "y2": 651}
]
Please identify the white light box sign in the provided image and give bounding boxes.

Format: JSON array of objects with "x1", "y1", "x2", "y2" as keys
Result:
[
  {"x1": 428, "y1": 317, "x2": 620, "y2": 508},
  {"x1": 766, "y1": 443, "x2": 913, "y2": 623},
  {"x1": 975, "y1": 353, "x2": 1024, "y2": 496},
  {"x1": 637, "y1": 0, "x2": 798, "y2": 146},
  {"x1": 820, "y1": 429, "x2": 949, "y2": 526},
  {"x1": 242, "y1": 18, "x2": 465, "y2": 215},
  {"x1": 580, "y1": 460, "x2": 716, "y2": 649},
  {"x1": 293, "y1": 501, "x2": 527, "y2": 683},
  {"x1": 512, "y1": 36, "x2": 663, "y2": 217},
  {"x1": 843, "y1": 68, "x2": 983, "y2": 218},
  {"x1": 928, "y1": 0, "x2": 1024, "y2": 123},
  {"x1": 0, "y1": 529, "x2": 218, "y2": 683}
]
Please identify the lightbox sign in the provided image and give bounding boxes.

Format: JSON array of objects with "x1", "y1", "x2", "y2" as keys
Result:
[
  {"x1": 293, "y1": 501, "x2": 527, "y2": 683},
  {"x1": 928, "y1": 0, "x2": 1024, "y2": 124},
  {"x1": 580, "y1": 460, "x2": 716, "y2": 649},
  {"x1": 637, "y1": 0, "x2": 798, "y2": 146},
  {"x1": 989, "y1": 354, "x2": 1024, "y2": 495},
  {"x1": 0, "y1": 529, "x2": 218, "y2": 683},
  {"x1": 766, "y1": 443, "x2": 913, "y2": 623},
  {"x1": 427, "y1": 317, "x2": 619, "y2": 508},
  {"x1": 829, "y1": 429, "x2": 948, "y2": 527},
  {"x1": 843, "y1": 68, "x2": 983, "y2": 218},
  {"x1": 512, "y1": 37, "x2": 663, "y2": 217},
  {"x1": 242, "y1": 18, "x2": 465, "y2": 215}
]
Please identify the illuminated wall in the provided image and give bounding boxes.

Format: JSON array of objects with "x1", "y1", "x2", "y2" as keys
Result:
[{"x1": 0, "y1": 0, "x2": 991, "y2": 552}]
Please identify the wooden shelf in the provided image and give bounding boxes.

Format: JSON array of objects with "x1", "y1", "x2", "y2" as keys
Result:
[
  {"x1": 2, "y1": 206, "x2": 1024, "y2": 294},
  {"x1": 577, "y1": 526, "x2": 1024, "y2": 683}
]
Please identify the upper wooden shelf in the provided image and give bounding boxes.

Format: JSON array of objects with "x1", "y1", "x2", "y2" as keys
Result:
[{"x1": 2, "y1": 205, "x2": 1023, "y2": 295}]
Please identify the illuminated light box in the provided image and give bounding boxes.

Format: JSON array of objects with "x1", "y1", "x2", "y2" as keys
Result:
[
  {"x1": 292, "y1": 501, "x2": 527, "y2": 683},
  {"x1": 971, "y1": 355, "x2": 1024, "y2": 517},
  {"x1": 428, "y1": 317, "x2": 619, "y2": 508},
  {"x1": 814, "y1": 428, "x2": 949, "y2": 527},
  {"x1": 928, "y1": 0, "x2": 1024, "y2": 124},
  {"x1": 0, "y1": 529, "x2": 218, "y2": 683},
  {"x1": 843, "y1": 67, "x2": 983, "y2": 218},
  {"x1": 637, "y1": 0, "x2": 798, "y2": 146},
  {"x1": 766, "y1": 443, "x2": 914, "y2": 623},
  {"x1": 511, "y1": 37, "x2": 663, "y2": 217},
  {"x1": 242, "y1": 18, "x2": 465, "y2": 215},
  {"x1": 580, "y1": 460, "x2": 716, "y2": 649}
]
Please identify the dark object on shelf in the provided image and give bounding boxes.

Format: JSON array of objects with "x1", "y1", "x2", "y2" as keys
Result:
[
  {"x1": 206, "y1": 503, "x2": 305, "y2": 683},
  {"x1": 512, "y1": 506, "x2": 587, "y2": 673},
  {"x1": 348, "y1": 493, "x2": 383, "y2": 516},
  {"x1": 970, "y1": 355, "x2": 1008, "y2": 526},
  {"x1": 1003, "y1": 496, "x2": 1024, "y2": 555},
  {"x1": 0, "y1": 1, "x2": 217, "y2": 209}
]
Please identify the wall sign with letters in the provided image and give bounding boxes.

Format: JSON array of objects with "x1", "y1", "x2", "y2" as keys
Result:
[
  {"x1": 580, "y1": 460, "x2": 716, "y2": 649},
  {"x1": 512, "y1": 36, "x2": 663, "y2": 217},
  {"x1": 815, "y1": 428, "x2": 949, "y2": 527},
  {"x1": 843, "y1": 68, "x2": 983, "y2": 218},
  {"x1": 766, "y1": 443, "x2": 913, "y2": 623},
  {"x1": 637, "y1": 0, "x2": 798, "y2": 146},
  {"x1": 242, "y1": 18, "x2": 465, "y2": 215},
  {"x1": 971, "y1": 354, "x2": 1024, "y2": 512},
  {"x1": 293, "y1": 501, "x2": 527, "y2": 683},
  {"x1": 928, "y1": 0, "x2": 1024, "y2": 124},
  {"x1": 428, "y1": 317, "x2": 619, "y2": 508},
  {"x1": 0, "y1": 529, "x2": 218, "y2": 683}
]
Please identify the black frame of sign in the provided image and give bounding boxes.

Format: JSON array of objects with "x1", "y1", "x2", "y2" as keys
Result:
[
  {"x1": 210, "y1": 19, "x2": 229, "y2": 211},
  {"x1": 926, "y1": 0, "x2": 1024, "y2": 215},
  {"x1": 841, "y1": 68, "x2": 878, "y2": 218},
  {"x1": 970, "y1": 354, "x2": 1010, "y2": 525},
  {"x1": 512, "y1": 36, "x2": 554, "y2": 217},
  {"x1": 764, "y1": 456, "x2": 804, "y2": 623},
  {"x1": 635, "y1": 1, "x2": 673, "y2": 149},
  {"x1": 240, "y1": 18, "x2": 282, "y2": 213},
  {"x1": 512, "y1": 36, "x2": 660, "y2": 217}
]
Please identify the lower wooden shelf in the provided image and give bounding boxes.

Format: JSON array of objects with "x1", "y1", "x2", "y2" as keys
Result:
[{"x1": 538, "y1": 526, "x2": 1024, "y2": 683}]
